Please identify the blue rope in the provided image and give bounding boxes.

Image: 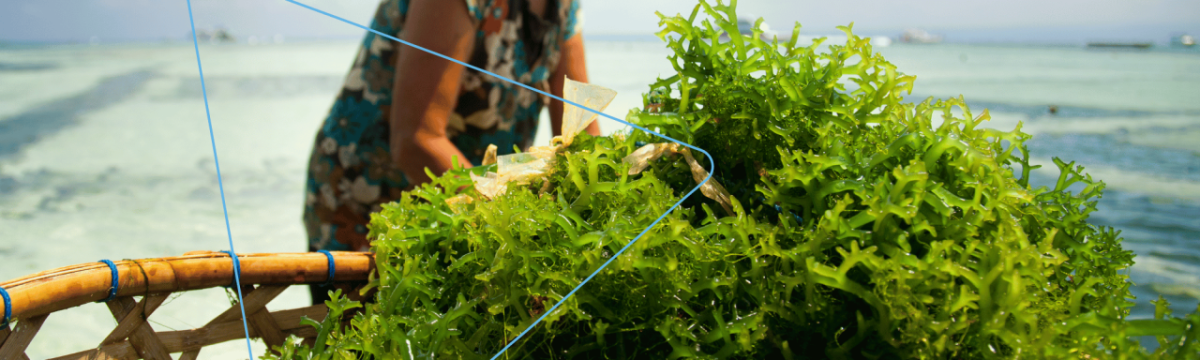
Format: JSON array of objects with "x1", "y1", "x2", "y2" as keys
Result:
[
  {"x1": 317, "y1": 250, "x2": 336, "y2": 287},
  {"x1": 0, "y1": 285, "x2": 10, "y2": 328},
  {"x1": 216, "y1": 250, "x2": 253, "y2": 357},
  {"x1": 98, "y1": 259, "x2": 119, "y2": 303},
  {"x1": 185, "y1": 0, "x2": 253, "y2": 355}
]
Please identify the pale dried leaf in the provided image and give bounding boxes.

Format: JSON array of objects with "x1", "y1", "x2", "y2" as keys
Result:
[
  {"x1": 470, "y1": 171, "x2": 506, "y2": 200},
  {"x1": 622, "y1": 143, "x2": 679, "y2": 175},
  {"x1": 561, "y1": 77, "x2": 616, "y2": 146},
  {"x1": 482, "y1": 144, "x2": 498, "y2": 166}
]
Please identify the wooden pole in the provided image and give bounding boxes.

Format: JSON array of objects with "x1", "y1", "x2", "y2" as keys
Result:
[{"x1": 0, "y1": 251, "x2": 374, "y2": 323}]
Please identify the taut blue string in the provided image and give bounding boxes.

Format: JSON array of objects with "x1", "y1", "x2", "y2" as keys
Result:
[
  {"x1": 284, "y1": 2, "x2": 718, "y2": 359},
  {"x1": 185, "y1": 0, "x2": 254, "y2": 356},
  {"x1": 317, "y1": 250, "x2": 336, "y2": 287},
  {"x1": 98, "y1": 259, "x2": 119, "y2": 303}
]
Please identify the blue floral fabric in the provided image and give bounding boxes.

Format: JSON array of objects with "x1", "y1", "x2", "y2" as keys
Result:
[{"x1": 304, "y1": 0, "x2": 582, "y2": 252}]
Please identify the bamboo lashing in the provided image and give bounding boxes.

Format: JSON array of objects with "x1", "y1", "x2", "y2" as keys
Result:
[{"x1": 0, "y1": 251, "x2": 375, "y2": 359}]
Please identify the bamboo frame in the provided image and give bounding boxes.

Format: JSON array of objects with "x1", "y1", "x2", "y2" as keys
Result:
[{"x1": 0, "y1": 251, "x2": 375, "y2": 359}]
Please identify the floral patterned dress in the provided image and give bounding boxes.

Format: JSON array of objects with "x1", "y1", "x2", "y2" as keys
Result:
[{"x1": 303, "y1": 0, "x2": 582, "y2": 252}]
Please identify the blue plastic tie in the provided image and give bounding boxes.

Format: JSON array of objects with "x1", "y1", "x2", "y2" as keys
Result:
[
  {"x1": 317, "y1": 250, "x2": 336, "y2": 287},
  {"x1": 98, "y1": 259, "x2": 119, "y2": 303},
  {"x1": 0, "y1": 285, "x2": 10, "y2": 328},
  {"x1": 221, "y1": 251, "x2": 241, "y2": 285}
]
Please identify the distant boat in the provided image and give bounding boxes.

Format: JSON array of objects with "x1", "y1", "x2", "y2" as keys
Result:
[
  {"x1": 1170, "y1": 33, "x2": 1195, "y2": 47},
  {"x1": 1086, "y1": 42, "x2": 1152, "y2": 49},
  {"x1": 193, "y1": 27, "x2": 237, "y2": 44},
  {"x1": 213, "y1": 29, "x2": 236, "y2": 43},
  {"x1": 899, "y1": 29, "x2": 942, "y2": 44}
]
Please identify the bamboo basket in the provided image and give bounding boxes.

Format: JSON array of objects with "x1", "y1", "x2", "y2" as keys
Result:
[{"x1": 0, "y1": 251, "x2": 375, "y2": 360}]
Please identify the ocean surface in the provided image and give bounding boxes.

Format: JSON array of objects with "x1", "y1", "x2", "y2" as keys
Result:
[{"x1": 0, "y1": 39, "x2": 1197, "y2": 358}]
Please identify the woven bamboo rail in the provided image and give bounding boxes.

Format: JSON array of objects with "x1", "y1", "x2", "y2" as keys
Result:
[{"x1": 0, "y1": 251, "x2": 375, "y2": 360}]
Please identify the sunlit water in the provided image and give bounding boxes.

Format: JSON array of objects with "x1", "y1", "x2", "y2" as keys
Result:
[{"x1": 0, "y1": 40, "x2": 1196, "y2": 358}]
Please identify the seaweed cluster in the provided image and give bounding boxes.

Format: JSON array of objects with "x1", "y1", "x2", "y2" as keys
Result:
[{"x1": 267, "y1": 1, "x2": 1200, "y2": 359}]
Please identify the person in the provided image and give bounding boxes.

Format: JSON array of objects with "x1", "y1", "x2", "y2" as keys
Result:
[{"x1": 302, "y1": 0, "x2": 600, "y2": 305}]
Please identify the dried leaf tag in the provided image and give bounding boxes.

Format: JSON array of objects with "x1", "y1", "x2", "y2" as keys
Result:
[
  {"x1": 497, "y1": 152, "x2": 551, "y2": 184},
  {"x1": 622, "y1": 142, "x2": 735, "y2": 215},
  {"x1": 481, "y1": 144, "x2": 498, "y2": 166},
  {"x1": 473, "y1": 78, "x2": 617, "y2": 199},
  {"x1": 559, "y1": 77, "x2": 616, "y2": 147},
  {"x1": 470, "y1": 171, "x2": 506, "y2": 200},
  {"x1": 623, "y1": 143, "x2": 680, "y2": 175}
]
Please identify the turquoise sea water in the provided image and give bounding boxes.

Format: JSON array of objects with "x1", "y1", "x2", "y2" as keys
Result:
[{"x1": 0, "y1": 40, "x2": 1197, "y2": 358}]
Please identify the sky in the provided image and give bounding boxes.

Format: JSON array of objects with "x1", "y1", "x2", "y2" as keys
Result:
[{"x1": 1, "y1": 0, "x2": 1198, "y2": 44}]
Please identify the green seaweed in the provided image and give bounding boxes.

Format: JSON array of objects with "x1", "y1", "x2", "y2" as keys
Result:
[{"x1": 264, "y1": 1, "x2": 1200, "y2": 359}]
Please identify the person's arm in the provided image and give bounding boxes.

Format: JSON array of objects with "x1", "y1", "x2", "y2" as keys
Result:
[
  {"x1": 549, "y1": 34, "x2": 602, "y2": 138},
  {"x1": 391, "y1": 0, "x2": 476, "y2": 186}
]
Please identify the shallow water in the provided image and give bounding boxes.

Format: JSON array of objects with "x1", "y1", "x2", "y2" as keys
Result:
[{"x1": 0, "y1": 40, "x2": 1197, "y2": 358}]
